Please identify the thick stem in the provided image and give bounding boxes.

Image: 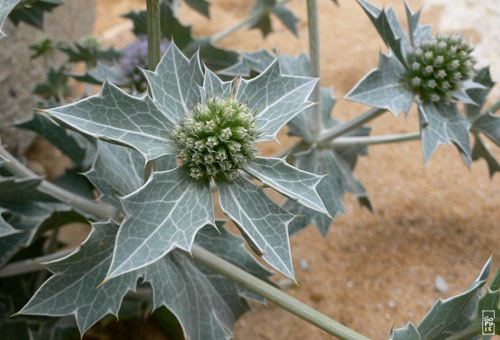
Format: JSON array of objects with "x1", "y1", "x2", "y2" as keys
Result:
[
  {"x1": 145, "y1": 0, "x2": 161, "y2": 178},
  {"x1": 329, "y1": 132, "x2": 420, "y2": 148},
  {"x1": 191, "y1": 245, "x2": 371, "y2": 340},
  {"x1": 489, "y1": 99, "x2": 500, "y2": 114},
  {"x1": 0, "y1": 248, "x2": 74, "y2": 278},
  {"x1": 318, "y1": 107, "x2": 387, "y2": 144},
  {"x1": 146, "y1": 0, "x2": 161, "y2": 71},
  {"x1": 307, "y1": 0, "x2": 323, "y2": 136},
  {"x1": 210, "y1": 15, "x2": 257, "y2": 43},
  {"x1": 0, "y1": 145, "x2": 120, "y2": 221}
]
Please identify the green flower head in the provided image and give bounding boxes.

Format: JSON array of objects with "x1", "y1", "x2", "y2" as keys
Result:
[
  {"x1": 406, "y1": 34, "x2": 475, "y2": 104},
  {"x1": 174, "y1": 97, "x2": 258, "y2": 181}
]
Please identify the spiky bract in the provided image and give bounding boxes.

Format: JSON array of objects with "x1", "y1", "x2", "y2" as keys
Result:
[
  {"x1": 406, "y1": 34, "x2": 475, "y2": 104},
  {"x1": 174, "y1": 98, "x2": 258, "y2": 181}
]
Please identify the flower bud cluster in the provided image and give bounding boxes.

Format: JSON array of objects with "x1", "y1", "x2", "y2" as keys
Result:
[
  {"x1": 174, "y1": 98, "x2": 258, "y2": 181},
  {"x1": 406, "y1": 34, "x2": 475, "y2": 104}
]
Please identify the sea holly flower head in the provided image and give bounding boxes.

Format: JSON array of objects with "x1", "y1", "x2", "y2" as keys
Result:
[
  {"x1": 406, "y1": 34, "x2": 476, "y2": 105},
  {"x1": 40, "y1": 42, "x2": 328, "y2": 281},
  {"x1": 347, "y1": 0, "x2": 487, "y2": 164},
  {"x1": 174, "y1": 97, "x2": 258, "y2": 181}
]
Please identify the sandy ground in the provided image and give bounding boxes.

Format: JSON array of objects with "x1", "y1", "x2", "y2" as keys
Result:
[{"x1": 27, "y1": 0, "x2": 500, "y2": 339}]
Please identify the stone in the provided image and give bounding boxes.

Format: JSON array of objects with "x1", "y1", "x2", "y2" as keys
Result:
[{"x1": 0, "y1": 0, "x2": 96, "y2": 155}]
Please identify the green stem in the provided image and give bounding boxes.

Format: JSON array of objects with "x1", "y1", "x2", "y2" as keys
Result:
[
  {"x1": 0, "y1": 248, "x2": 74, "y2": 278},
  {"x1": 191, "y1": 245, "x2": 371, "y2": 340},
  {"x1": 318, "y1": 107, "x2": 387, "y2": 144},
  {"x1": 0, "y1": 146, "x2": 370, "y2": 339},
  {"x1": 0, "y1": 145, "x2": 120, "y2": 221},
  {"x1": 210, "y1": 15, "x2": 257, "y2": 43},
  {"x1": 329, "y1": 132, "x2": 420, "y2": 148},
  {"x1": 145, "y1": 0, "x2": 161, "y2": 178},
  {"x1": 146, "y1": 0, "x2": 161, "y2": 71},
  {"x1": 307, "y1": 0, "x2": 323, "y2": 136},
  {"x1": 488, "y1": 99, "x2": 500, "y2": 114}
]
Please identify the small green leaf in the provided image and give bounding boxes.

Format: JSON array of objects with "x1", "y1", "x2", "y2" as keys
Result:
[
  {"x1": 203, "y1": 67, "x2": 233, "y2": 99},
  {"x1": 272, "y1": 4, "x2": 299, "y2": 36},
  {"x1": 244, "y1": 157, "x2": 328, "y2": 215},
  {"x1": 418, "y1": 102, "x2": 471, "y2": 163},
  {"x1": 183, "y1": 0, "x2": 210, "y2": 17},
  {"x1": 43, "y1": 81, "x2": 176, "y2": 162},
  {"x1": 346, "y1": 53, "x2": 414, "y2": 116},
  {"x1": 107, "y1": 167, "x2": 215, "y2": 279},
  {"x1": 8, "y1": 0, "x2": 62, "y2": 30},
  {"x1": 236, "y1": 59, "x2": 317, "y2": 141},
  {"x1": 249, "y1": 0, "x2": 299, "y2": 37},
  {"x1": 216, "y1": 176, "x2": 295, "y2": 279},
  {"x1": 465, "y1": 67, "x2": 495, "y2": 120}
]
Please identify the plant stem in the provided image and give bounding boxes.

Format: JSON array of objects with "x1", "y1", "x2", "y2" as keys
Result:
[
  {"x1": 307, "y1": 0, "x2": 323, "y2": 137},
  {"x1": 0, "y1": 146, "x2": 371, "y2": 339},
  {"x1": 0, "y1": 248, "x2": 74, "y2": 278},
  {"x1": 145, "y1": 0, "x2": 161, "y2": 178},
  {"x1": 329, "y1": 132, "x2": 420, "y2": 148},
  {"x1": 210, "y1": 15, "x2": 257, "y2": 43},
  {"x1": 146, "y1": 0, "x2": 161, "y2": 71},
  {"x1": 0, "y1": 145, "x2": 120, "y2": 221},
  {"x1": 318, "y1": 107, "x2": 387, "y2": 144},
  {"x1": 191, "y1": 244, "x2": 371, "y2": 340},
  {"x1": 489, "y1": 99, "x2": 500, "y2": 114}
]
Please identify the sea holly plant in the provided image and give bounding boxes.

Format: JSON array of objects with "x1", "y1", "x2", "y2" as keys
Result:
[
  {"x1": 38, "y1": 42, "x2": 327, "y2": 280},
  {"x1": 0, "y1": 0, "x2": 499, "y2": 339},
  {"x1": 347, "y1": 0, "x2": 486, "y2": 163}
]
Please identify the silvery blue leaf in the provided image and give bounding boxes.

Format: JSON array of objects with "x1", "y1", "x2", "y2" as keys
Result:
[
  {"x1": 106, "y1": 167, "x2": 215, "y2": 279},
  {"x1": 143, "y1": 43, "x2": 204, "y2": 124},
  {"x1": 43, "y1": 82, "x2": 176, "y2": 162},
  {"x1": 346, "y1": 53, "x2": 414, "y2": 116},
  {"x1": 390, "y1": 322, "x2": 421, "y2": 340},
  {"x1": 416, "y1": 258, "x2": 491, "y2": 338},
  {"x1": 236, "y1": 59, "x2": 317, "y2": 141},
  {"x1": 20, "y1": 222, "x2": 266, "y2": 339},
  {"x1": 357, "y1": 0, "x2": 408, "y2": 65},
  {"x1": 244, "y1": 157, "x2": 328, "y2": 215},
  {"x1": 216, "y1": 176, "x2": 295, "y2": 279},
  {"x1": 418, "y1": 103, "x2": 471, "y2": 164},
  {"x1": 85, "y1": 141, "x2": 144, "y2": 208},
  {"x1": 0, "y1": 0, "x2": 21, "y2": 40}
]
